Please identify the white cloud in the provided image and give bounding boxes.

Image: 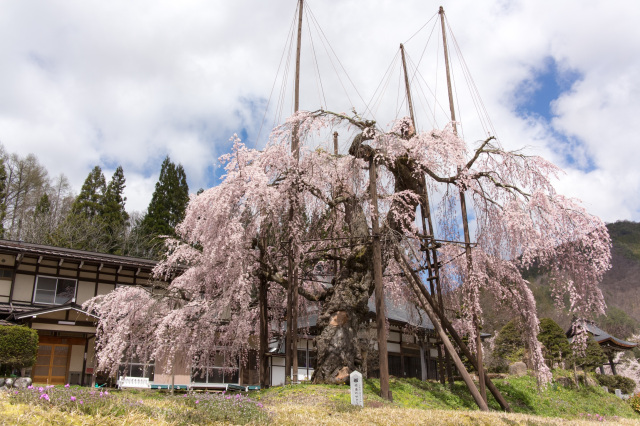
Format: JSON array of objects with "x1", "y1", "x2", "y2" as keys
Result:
[{"x1": 0, "y1": 0, "x2": 637, "y2": 221}]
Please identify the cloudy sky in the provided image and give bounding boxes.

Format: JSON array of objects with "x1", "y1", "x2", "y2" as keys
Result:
[{"x1": 0, "y1": 0, "x2": 638, "y2": 222}]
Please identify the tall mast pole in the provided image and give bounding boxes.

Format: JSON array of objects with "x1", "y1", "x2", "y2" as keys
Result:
[
  {"x1": 401, "y1": 42, "x2": 451, "y2": 385},
  {"x1": 286, "y1": 0, "x2": 304, "y2": 385},
  {"x1": 439, "y1": 5, "x2": 486, "y2": 402},
  {"x1": 400, "y1": 44, "x2": 416, "y2": 128},
  {"x1": 292, "y1": 0, "x2": 303, "y2": 160},
  {"x1": 370, "y1": 156, "x2": 390, "y2": 400}
]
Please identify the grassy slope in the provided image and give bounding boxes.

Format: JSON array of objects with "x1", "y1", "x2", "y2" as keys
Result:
[
  {"x1": 1, "y1": 376, "x2": 638, "y2": 425},
  {"x1": 256, "y1": 376, "x2": 639, "y2": 424}
]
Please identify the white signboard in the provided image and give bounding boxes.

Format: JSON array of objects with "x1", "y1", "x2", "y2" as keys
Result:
[{"x1": 350, "y1": 370, "x2": 364, "y2": 406}]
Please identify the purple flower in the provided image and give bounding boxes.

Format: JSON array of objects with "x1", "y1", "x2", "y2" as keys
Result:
[
  {"x1": 27, "y1": 385, "x2": 34, "y2": 390},
  {"x1": 104, "y1": 391, "x2": 109, "y2": 395},
  {"x1": 40, "y1": 394, "x2": 50, "y2": 401},
  {"x1": 79, "y1": 400, "x2": 83, "y2": 404},
  {"x1": 195, "y1": 400, "x2": 199, "y2": 404},
  {"x1": 38, "y1": 387, "x2": 44, "y2": 392},
  {"x1": 64, "y1": 384, "x2": 70, "y2": 388},
  {"x1": 70, "y1": 396, "x2": 76, "y2": 402}
]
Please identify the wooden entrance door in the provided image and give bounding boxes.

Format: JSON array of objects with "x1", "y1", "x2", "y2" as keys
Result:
[{"x1": 33, "y1": 344, "x2": 70, "y2": 385}]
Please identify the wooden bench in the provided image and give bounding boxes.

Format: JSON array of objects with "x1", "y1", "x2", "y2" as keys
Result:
[{"x1": 117, "y1": 376, "x2": 151, "y2": 389}]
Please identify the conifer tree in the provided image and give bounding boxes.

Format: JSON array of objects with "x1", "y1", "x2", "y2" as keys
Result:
[
  {"x1": 71, "y1": 166, "x2": 106, "y2": 218},
  {"x1": 537, "y1": 318, "x2": 571, "y2": 368},
  {"x1": 102, "y1": 166, "x2": 129, "y2": 253},
  {"x1": 140, "y1": 157, "x2": 189, "y2": 257},
  {"x1": 53, "y1": 166, "x2": 110, "y2": 252}
]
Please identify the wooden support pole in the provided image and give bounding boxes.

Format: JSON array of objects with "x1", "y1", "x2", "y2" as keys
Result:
[
  {"x1": 259, "y1": 236, "x2": 270, "y2": 388},
  {"x1": 396, "y1": 249, "x2": 512, "y2": 412},
  {"x1": 400, "y1": 44, "x2": 417, "y2": 129},
  {"x1": 439, "y1": 5, "x2": 484, "y2": 393},
  {"x1": 370, "y1": 157, "x2": 390, "y2": 400},
  {"x1": 401, "y1": 40, "x2": 453, "y2": 385},
  {"x1": 395, "y1": 248, "x2": 488, "y2": 411},
  {"x1": 459, "y1": 188, "x2": 487, "y2": 402},
  {"x1": 285, "y1": 0, "x2": 304, "y2": 384}
]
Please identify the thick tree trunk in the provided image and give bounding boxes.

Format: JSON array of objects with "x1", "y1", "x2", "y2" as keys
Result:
[
  {"x1": 311, "y1": 130, "x2": 426, "y2": 385},
  {"x1": 313, "y1": 247, "x2": 373, "y2": 384}
]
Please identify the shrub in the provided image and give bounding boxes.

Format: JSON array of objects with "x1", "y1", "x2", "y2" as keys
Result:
[
  {"x1": 628, "y1": 392, "x2": 640, "y2": 414},
  {"x1": 571, "y1": 336, "x2": 607, "y2": 372},
  {"x1": 0, "y1": 325, "x2": 38, "y2": 373},
  {"x1": 538, "y1": 318, "x2": 570, "y2": 368},
  {"x1": 596, "y1": 374, "x2": 636, "y2": 395},
  {"x1": 494, "y1": 319, "x2": 526, "y2": 363}
]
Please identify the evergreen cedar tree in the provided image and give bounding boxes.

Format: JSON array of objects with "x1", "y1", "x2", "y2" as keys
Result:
[
  {"x1": 140, "y1": 156, "x2": 189, "y2": 256},
  {"x1": 54, "y1": 166, "x2": 130, "y2": 254},
  {"x1": 85, "y1": 112, "x2": 611, "y2": 386},
  {"x1": 71, "y1": 166, "x2": 107, "y2": 218},
  {"x1": 0, "y1": 326, "x2": 38, "y2": 374}
]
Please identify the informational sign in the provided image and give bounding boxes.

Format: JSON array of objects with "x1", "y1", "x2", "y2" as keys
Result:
[{"x1": 350, "y1": 370, "x2": 364, "y2": 407}]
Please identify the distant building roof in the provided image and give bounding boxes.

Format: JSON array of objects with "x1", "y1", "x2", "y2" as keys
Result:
[{"x1": 567, "y1": 320, "x2": 638, "y2": 350}]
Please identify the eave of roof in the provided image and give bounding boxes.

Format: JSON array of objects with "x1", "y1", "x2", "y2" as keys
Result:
[
  {"x1": 0, "y1": 239, "x2": 158, "y2": 269},
  {"x1": 567, "y1": 319, "x2": 638, "y2": 350},
  {"x1": 13, "y1": 303, "x2": 98, "y2": 320}
]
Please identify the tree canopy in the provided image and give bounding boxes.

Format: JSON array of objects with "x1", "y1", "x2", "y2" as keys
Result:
[{"x1": 85, "y1": 112, "x2": 611, "y2": 385}]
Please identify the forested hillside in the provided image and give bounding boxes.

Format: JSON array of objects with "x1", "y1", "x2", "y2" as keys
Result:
[{"x1": 483, "y1": 221, "x2": 640, "y2": 340}]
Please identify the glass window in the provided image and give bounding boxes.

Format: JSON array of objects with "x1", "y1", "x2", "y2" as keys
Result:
[
  {"x1": 33, "y1": 276, "x2": 77, "y2": 305},
  {"x1": 56, "y1": 279, "x2": 76, "y2": 304},
  {"x1": 33, "y1": 277, "x2": 59, "y2": 304},
  {"x1": 0, "y1": 267, "x2": 13, "y2": 279},
  {"x1": 191, "y1": 351, "x2": 239, "y2": 384},
  {"x1": 118, "y1": 360, "x2": 154, "y2": 380},
  {"x1": 297, "y1": 350, "x2": 307, "y2": 368}
]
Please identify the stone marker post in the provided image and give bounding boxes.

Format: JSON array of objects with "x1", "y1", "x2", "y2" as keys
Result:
[{"x1": 350, "y1": 371, "x2": 364, "y2": 407}]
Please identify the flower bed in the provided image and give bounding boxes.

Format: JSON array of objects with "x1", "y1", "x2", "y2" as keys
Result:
[{"x1": 8, "y1": 385, "x2": 269, "y2": 425}]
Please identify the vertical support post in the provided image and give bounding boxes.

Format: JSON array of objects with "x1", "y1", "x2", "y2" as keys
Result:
[
  {"x1": 401, "y1": 39, "x2": 455, "y2": 386},
  {"x1": 259, "y1": 236, "x2": 270, "y2": 388},
  {"x1": 81, "y1": 336, "x2": 90, "y2": 386},
  {"x1": 420, "y1": 341, "x2": 428, "y2": 381},
  {"x1": 440, "y1": 5, "x2": 485, "y2": 396},
  {"x1": 608, "y1": 354, "x2": 617, "y2": 375},
  {"x1": 399, "y1": 44, "x2": 417, "y2": 129},
  {"x1": 370, "y1": 157, "x2": 390, "y2": 400},
  {"x1": 286, "y1": 0, "x2": 304, "y2": 385}
]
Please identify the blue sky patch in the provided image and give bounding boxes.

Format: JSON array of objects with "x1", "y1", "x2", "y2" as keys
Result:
[
  {"x1": 514, "y1": 57, "x2": 595, "y2": 172},
  {"x1": 515, "y1": 56, "x2": 581, "y2": 121}
]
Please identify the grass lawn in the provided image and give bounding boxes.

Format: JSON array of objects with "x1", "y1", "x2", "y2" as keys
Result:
[{"x1": 1, "y1": 374, "x2": 638, "y2": 425}]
